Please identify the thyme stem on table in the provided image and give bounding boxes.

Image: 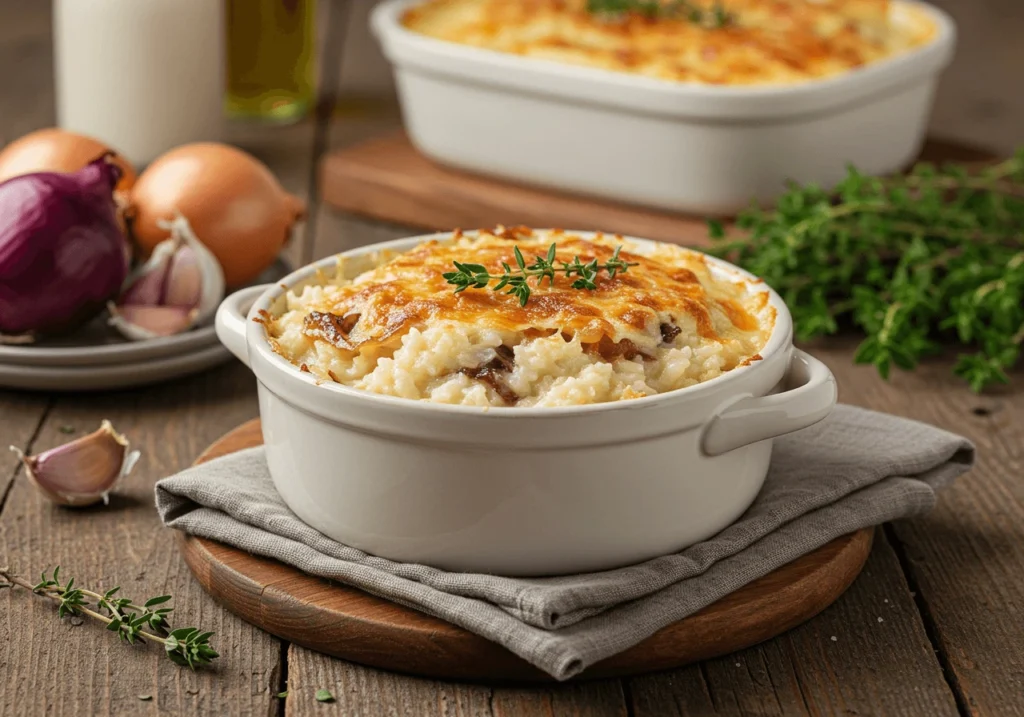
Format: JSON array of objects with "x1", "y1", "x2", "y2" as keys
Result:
[
  {"x1": 709, "y1": 148, "x2": 1024, "y2": 392},
  {"x1": 0, "y1": 566, "x2": 219, "y2": 670},
  {"x1": 444, "y1": 243, "x2": 639, "y2": 307}
]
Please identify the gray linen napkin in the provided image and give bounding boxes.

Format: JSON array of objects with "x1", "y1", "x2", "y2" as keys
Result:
[{"x1": 155, "y1": 404, "x2": 973, "y2": 681}]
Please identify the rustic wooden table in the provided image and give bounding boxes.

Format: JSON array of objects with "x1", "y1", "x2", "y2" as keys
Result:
[{"x1": 1, "y1": 1, "x2": 1022, "y2": 715}]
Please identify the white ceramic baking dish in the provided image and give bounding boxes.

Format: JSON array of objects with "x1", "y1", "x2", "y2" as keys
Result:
[
  {"x1": 215, "y1": 231, "x2": 836, "y2": 576},
  {"x1": 371, "y1": 0, "x2": 956, "y2": 215}
]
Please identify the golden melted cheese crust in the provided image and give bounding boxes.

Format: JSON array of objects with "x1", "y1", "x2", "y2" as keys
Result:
[
  {"x1": 265, "y1": 229, "x2": 774, "y2": 406},
  {"x1": 401, "y1": 0, "x2": 936, "y2": 86},
  {"x1": 281, "y1": 228, "x2": 770, "y2": 353}
]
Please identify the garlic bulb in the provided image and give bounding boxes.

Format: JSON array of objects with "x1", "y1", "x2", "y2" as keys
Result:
[
  {"x1": 109, "y1": 213, "x2": 225, "y2": 340},
  {"x1": 10, "y1": 420, "x2": 141, "y2": 507}
]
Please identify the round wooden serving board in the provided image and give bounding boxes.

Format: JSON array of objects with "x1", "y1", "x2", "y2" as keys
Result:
[{"x1": 179, "y1": 419, "x2": 874, "y2": 682}]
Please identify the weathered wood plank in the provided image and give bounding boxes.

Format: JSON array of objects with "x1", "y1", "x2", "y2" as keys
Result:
[
  {"x1": 282, "y1": 648, "x2": 629, "y2": 717},
  {"x1": 0, "y1": 1, "x2": 55, "y2": 145},
  {"x1": 815, "y1": 339, "x2": 1024, "y2": 716},
  {"x1": 629, "y1": 534, "x2": 960, "y2": 716},
  {"x1": 0, "y1": 365, "x2": 284, "y2": 717},
  {"x1": 283, "y1": 653, "x2": 493, "y2": 716},
  {"x1": 0, "y1": 393, "x2": 51, "y2": 500},
  {"x1": 490, "y1": 682, "x2": 629, "y2": 717},
  {"x1": 927, "y1": 0, "x2": 1024, "y2": 155},
  {"x1": 309, "y1": 108, "x2": 410, "y2": 260}
]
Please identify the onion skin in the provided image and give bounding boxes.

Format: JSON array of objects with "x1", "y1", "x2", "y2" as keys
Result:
[
  {"x1": 130, "y1": 143, "x2": 305, "y2": 287},
  {"x1": 0, "y1": 128, "x2": 136, "y2": 192},
  {"x1": 0, "y1": 157, "x2": 130, "y2": 337}
]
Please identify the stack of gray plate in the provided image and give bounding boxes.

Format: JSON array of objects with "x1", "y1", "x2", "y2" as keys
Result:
[
  {"x1": 0, "y1": 323, "x2": 231, "y2": 392},
  {"x1": 0, "y1": 259, "x2": 288, "y2": 392}
]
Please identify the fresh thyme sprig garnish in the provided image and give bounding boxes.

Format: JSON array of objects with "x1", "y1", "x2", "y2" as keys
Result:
[
  {"x1": 0, "y1": 566, "x2": 219, "y2": 670},
  {"x1": 444, "y1": 243, "x2": 639, "y2": 307},
  {"x1": 586, "y1": 0, "x2": 734, "y2": 28},
  {"x1": 710, "y1": 148, "x2": 1024, "y2": 392}
]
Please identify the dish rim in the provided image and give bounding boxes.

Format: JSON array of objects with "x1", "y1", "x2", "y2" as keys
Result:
[
  {"x1": 244, "y1": 230, "x2": 794, "y2": 418},
  {"x1": 372, "y1": 0, "x2": 955, "y2": 112}
]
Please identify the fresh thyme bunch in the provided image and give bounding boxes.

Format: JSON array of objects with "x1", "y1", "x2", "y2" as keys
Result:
[
  {"x1": 0, "y1": 566, "x2": 219, "y2": 669},
  {"x1": 710, "y1": 149, "x2": 1024, "y2": 392},
  {"x1": 445, "y1": 243, "x2": 638, "y2": 307},
  {"x1": 586, "y1": 0, "x2": 734, "y2": 28}
]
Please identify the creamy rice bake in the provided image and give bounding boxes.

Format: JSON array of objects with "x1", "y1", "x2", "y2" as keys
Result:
[
  {"x1": 263, "y1": 228, "x2": 774, "y2": 407},
  {"x1": 402, "y1": 0, "x2": 936, "y2": 87}
]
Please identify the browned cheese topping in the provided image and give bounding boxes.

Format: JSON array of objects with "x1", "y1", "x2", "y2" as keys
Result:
[
  {"x1": 402, "y1": 0, "x2": 936, "y2": 86},
  {"x1": 294, "y1": 228, "x2": 767, "y2": 358}
]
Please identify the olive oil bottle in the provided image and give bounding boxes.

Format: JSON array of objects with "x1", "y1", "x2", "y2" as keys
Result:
[{"x1": 225, "y1": 0, "x2": 316, "y2": 122}]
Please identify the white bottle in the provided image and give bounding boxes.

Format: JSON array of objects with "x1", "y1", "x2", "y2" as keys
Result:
[{"x1": 53, "y1": 0, "x2": 225, "y2": 167}]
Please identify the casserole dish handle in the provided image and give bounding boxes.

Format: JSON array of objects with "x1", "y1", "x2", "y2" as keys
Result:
[
  {"x1": 215, "y1": 285, "x2": 269, "y2": 368},
  {"x1": 701, "y1": 349, "x2": 837, "y2": 457}
]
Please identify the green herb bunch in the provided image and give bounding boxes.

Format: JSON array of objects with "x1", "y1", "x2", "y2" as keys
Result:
[
  {"x1": 445, "y1": 243, "x2": 639, "y2": 307},
  {"x1": 586, "y1": 0, "x2": 734, "y2": 28},
  {"x1": 0, "y1": 566, "x2": 219, "y2": 670},
  {"x1": 710, "y1": 149, "x2": 1024, "y2": 392}
]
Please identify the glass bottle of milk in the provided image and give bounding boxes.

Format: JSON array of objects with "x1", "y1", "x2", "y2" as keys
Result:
[{"x1": 53, "y1": 0, "x2": 225, "y2": 167}]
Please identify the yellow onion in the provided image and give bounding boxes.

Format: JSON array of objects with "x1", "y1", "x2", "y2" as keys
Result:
[
  {"x1": 0, "y1": 128, "x2": 136, "y2": 192},
  {"x1": 129, "y1": 143, "x2": 305, "y2": 287}
]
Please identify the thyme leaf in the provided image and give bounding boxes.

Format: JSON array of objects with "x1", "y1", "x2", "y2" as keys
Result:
[
  {"x1": 444, "y1": 243, "x2": 639, "y2": 307},
  {"x1": 709, "y1": 148, "x2": 1024, "y2": 392},
  {"x1": 586, "y1": 0, "x2": 734, "y2": 28},
  {"x1": 316, "y1": 689, "x2": 335, "y2": 703}
]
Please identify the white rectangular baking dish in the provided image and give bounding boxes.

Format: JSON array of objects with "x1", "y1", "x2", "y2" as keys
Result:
[{"x1": 371, "y1": 0, "x2": 956, "y2": 215}]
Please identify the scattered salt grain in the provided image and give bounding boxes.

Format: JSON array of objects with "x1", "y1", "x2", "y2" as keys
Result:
[
  {"x1": 877, "y1": 617, "x2": 884, "y2": 623},
  {"x1": 735, "y1": 662, "x2": 742, "y2": 667},
  {"x1": 830, "y1": 636, "x2": 838, "y2": 642}
]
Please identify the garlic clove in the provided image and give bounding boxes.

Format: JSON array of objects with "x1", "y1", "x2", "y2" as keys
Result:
[
  {"x1": 119, "y1": 240, "x2": 179, "y2": 306},
  {"x1": 163, "y1": 246, "x2": 203, "y2": 308},
  {"x1": 11, "y1": 420, "x2": 141, "y2": 507},
  {"x1": 110, "y1": 213, "x2": 225, "y2": 341},
  {"x1": 108, "y1": 305, "x2": 195, "y2": 339},
  {"x1": 156, "y1": 213, "x2": 225, "y2": 326}
]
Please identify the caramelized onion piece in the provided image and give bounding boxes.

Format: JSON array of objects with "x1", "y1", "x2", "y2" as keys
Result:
[
  {"x1": 586, "y1": 336, "x2": 655, "y2": 362},
  {"x1": 491, "y1": 344, "x2": 515, "y2": 371},
  {"x1": 302, "y1": 311, "x2": 359, "y2": 350},
  {"x1": 660, "y1": 322, "x2": 682, "y2": 343},
  {"x1": 460, "y1": 345, "x2": 518, "y2": 405}
]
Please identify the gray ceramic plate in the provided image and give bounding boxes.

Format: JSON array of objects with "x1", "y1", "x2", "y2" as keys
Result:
[
  {"x1": 0, "y1": 320, "x2": 220, "y2": 367},
  {"x1": 0, "y1": 259, "x2": 289, "y2": 368},
  {"x1": 0, "y1": 343, "x2": 234, "y2": 392}
]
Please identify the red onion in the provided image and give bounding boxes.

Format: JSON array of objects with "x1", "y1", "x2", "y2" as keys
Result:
[{"x1": 0, "y1": 155, "x2": 129, "y2": 338}]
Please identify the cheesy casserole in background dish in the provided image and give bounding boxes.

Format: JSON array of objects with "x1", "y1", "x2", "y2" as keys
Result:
[
  {"x1": 401, "y1": 0, "x2": 937, "y2": 86},
  {"x1": 264, "y1": 228, "x2": 774, "y2": 407}
]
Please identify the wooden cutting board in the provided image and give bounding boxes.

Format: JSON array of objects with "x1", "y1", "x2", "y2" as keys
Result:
[
  {"x1": 318, "y1": 132, "x2": 993, "y2": 246},
  {"x1": 178, "y1": 419, "x2": 874, "y2": 682}
]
